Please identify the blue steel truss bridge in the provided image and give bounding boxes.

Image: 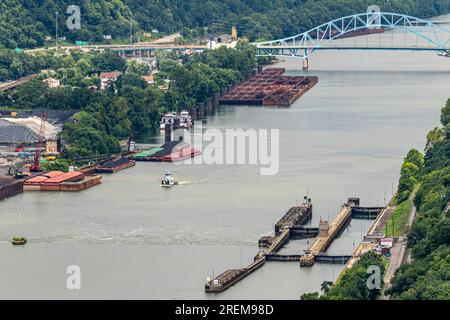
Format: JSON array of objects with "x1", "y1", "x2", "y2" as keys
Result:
[{"x1": 252, "y1": 12, "x2": 450, "y2": 59}]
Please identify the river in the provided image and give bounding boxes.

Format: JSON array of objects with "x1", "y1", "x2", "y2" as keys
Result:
[{"x1": 0, "y1": 18, "x2": 449, "y2": 299}]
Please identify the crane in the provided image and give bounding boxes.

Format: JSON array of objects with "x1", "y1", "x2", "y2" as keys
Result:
[{"x1": 30, "y1": 112, "x2": 47, "y2": 172}]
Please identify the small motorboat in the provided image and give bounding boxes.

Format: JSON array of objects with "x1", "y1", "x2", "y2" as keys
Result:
[
  {"x1": 161, "y1": 170, "x2": 175, "y2": 187},
  {"x1": 11, "y1": 237, "x2": 27, "y2": 246}
]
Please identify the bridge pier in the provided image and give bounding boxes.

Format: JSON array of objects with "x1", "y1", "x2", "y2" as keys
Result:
[
  {"x1": 302, "y1": 48, "x2": 309, "y2": 71},
  {"x1": 302, "y1": 58, "x2": 309, "y2": 71}
]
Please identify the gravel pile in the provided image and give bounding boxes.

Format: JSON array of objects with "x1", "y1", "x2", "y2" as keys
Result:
[
  {"x1": 0, "y1": 119, "x2": 42, "y2": 143},
  {"x1": 0, "y1": 116, "x2": 59, "y2": 144}
]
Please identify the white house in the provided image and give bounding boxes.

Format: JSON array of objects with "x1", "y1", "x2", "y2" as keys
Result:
[
  {"x1": 99, "y1": 71, "x2": 122, "y2": 90},
  {"x1": 43, "y1": 77, "x2": 60, "y2": 88}
]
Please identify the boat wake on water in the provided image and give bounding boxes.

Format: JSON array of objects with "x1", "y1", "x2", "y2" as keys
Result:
[{"x1": 174, "y1": 181, "x2": 192, "y2": 185}]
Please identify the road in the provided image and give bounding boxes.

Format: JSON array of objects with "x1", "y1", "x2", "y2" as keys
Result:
[
  {"x1": 24, "y1": 33, "x2": 197, "y2": 54},
  {"x1": 0, "y1": 74, "x2": 37, "y2": 92},
  {"x1": 344, "y1": 204, "x2": 395, "y2": 270}
]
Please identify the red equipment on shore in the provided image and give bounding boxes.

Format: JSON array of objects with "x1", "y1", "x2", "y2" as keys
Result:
[{"x1": 29, "y1": 113, "x2": 47, "y2": 172}]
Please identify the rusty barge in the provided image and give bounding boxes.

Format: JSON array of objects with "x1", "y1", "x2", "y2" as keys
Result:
[
  {"x1": 24, "y1": 171, "x2": 102, "y2": 192},
  {"x1": 95, "y1": 158, "x2": 136, "y2": 173},
  {"x1": 0, "y1": 178, "x2": 23, "y2": 201},
  {"x1": 219, "y1": 68, "x2": 318, "y2": 107}
]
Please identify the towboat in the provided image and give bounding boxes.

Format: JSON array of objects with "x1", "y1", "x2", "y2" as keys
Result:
[
  {"x1": 179, "y1": 110, "x2": 193, "y2": 128},
  {"x1": 161, "y1": 170, "x2": 175, "y2": 187},
  {"x1": 160, "y1": 112, "x2": 177, "y2": 130},
  {"x1": 11, "y1": 237, "x2": 27, "y2": 245}
]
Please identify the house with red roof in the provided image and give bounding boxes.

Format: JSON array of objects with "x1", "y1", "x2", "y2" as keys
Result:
[{"x1": 99, "y1": 71, "x2": 122, "y2": 90}]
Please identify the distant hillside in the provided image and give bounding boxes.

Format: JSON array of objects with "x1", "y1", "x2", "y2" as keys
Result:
[{"x1": 0, "y1": 0, "x2": 449, "y2": 49}]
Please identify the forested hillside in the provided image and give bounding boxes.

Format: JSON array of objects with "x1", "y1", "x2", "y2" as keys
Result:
[
  {"x1": 387, "y1": 100, "x2": 450, "y2": 300},
  {"x1": 0, "y1": 0, "x2": 449, "y2": 49}
]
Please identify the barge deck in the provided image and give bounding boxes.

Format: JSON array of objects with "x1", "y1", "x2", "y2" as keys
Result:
[{"x1": 219, "y1": 68, "x2": 318, "y2": 107}]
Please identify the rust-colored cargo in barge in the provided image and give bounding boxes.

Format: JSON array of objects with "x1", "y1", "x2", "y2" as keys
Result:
[
  {"x1": 220, "y1": 68, "x2": 318, "y2": 107},
  {"x1": 43, "y1": 171, "x2": 84, "y2": 184},
  {"x1": 24, "y1": 171, "x2": 101, "y2": 192},
  {"x1": 40, "y1": 175, "x2": 102, "y2": 192}
]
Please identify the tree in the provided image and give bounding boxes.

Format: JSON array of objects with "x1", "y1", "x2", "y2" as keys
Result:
[
  {"x1": 12, "y1": 79, "x2": 46, "y2": 109},
  {"x1": 396, "y1": 149, "x2": 424, "y2": 203},
  {"x1": 405, "y1": 149, "x2": 424, "y2": 170},
  {"x1": 119, "y1": 73, "x2": 148, "y2": 91},
  {"x1": 425, "y1": 127, "x2": 445, "y2": 153},
  {"x1": 300, "y1": 292, "x2": 320, "y2": 300},
  {"x1": 324, "y1": 251, "x2": 385, "y2": 300},
  {"x1": 41, "y1": 159, "x2": 70, "y2": 172},
  {"x1": 441, "y1": 99, "x2": 450, "y2": 126},
  {"x1": 388, "y1": 100, "x2": 450, "y2": 299},
  {"x1": 320, "y1": 281, "x2": 334, "y2": 296},
  {"x1": 92, "y1": 50, "x2": 126, "y2": 73},
  {"x1": 126, "y1": 60, "x2": 150, "y2": 76}
]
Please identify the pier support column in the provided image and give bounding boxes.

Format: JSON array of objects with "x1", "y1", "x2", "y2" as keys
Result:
[
  {"x1": 206, "y1": 98, "x2": 213, "y2": 116},
  {"x1": 189, "y1": 107, "x2": 197, "y2": 121},
  {"x1": 302, "y1": 58, "x2": 309, "y2": 71},
  {"x1": 165, "y1": 124, "x2": 172, "y2": 143},
  {"x1": 213, "y1": 93, "x2": 220, "y2": 112},
  {"x1": 257, "y1": 65, "x2": 263, "y2": 74},
  {"x1": 198, "y1": 102, "x2": 205, "y2": 119}
]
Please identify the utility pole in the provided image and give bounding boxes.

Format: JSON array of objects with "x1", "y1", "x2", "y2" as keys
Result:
[
  {"x1": 130, "y1": 20, "x2": 133, "y2": 44},
  {"x1": 55, "y1": 11, "x2": 59, "y2": 55},
  {"x1": 129, "y1": 12, "x2": 133, "y2": 45}
]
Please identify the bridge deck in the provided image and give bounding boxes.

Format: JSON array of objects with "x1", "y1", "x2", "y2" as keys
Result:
[{"x1": 256, "y1": 45, "x2": 446, "y2": 51}]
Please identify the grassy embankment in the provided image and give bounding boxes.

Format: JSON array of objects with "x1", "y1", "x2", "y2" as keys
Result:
[{"x1": 385, "y1": 199, "x2": 412, "y2": 237}]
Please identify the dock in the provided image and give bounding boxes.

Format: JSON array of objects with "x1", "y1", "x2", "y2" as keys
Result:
[
  {"x1": 345, "y1": 201, "x2": 395, "y2": 270},
  {"x1": 205, "y1": 198, "x2": 313, "y2": 293},
  {"x1": 205, "y1": 197, "x2": 384, "y2": 292},
  {"x1": 299, "y1": 204, "x2": 353, "y2": 266},
  {"x1": 299, "y1": 198, "x2": 384, "y2": 267},
  {"x1": 266, "y1": 253, "x2": 352, "y2": 264},
  {"x1": 290, "y1": 226, "x2": 319, "y2": 238}
]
